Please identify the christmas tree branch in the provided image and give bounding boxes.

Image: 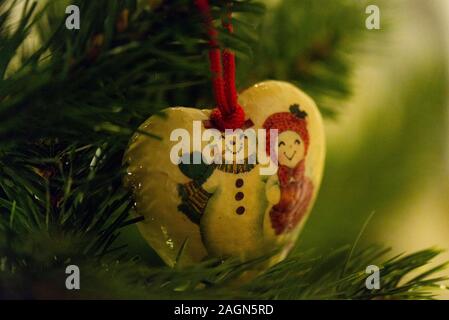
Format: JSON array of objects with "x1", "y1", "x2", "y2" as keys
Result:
[{"x1": 1, "y1": 239, "x2": 447, "y2": 299}]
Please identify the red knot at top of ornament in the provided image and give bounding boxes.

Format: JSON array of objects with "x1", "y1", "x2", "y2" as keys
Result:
[{"x1": 205, "y1": 105, "x2": 253, "y2": 131}]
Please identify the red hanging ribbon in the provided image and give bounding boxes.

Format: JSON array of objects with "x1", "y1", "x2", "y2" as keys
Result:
[{"x1": 195, "y1": 0, "x2": 248, "y2": 131}]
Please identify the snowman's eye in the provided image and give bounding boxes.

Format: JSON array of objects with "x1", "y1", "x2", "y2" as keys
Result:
[
  {"x1": 278, "y1": 141, "x2": 286, "y2": 147},
  {"x1": 295, "y1": 139, "x2": 301, "y2": 145}
]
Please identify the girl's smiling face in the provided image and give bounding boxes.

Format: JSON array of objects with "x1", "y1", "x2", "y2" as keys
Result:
[{"x1": 277, "y1": 130, "x2": 305, "y2": 168}]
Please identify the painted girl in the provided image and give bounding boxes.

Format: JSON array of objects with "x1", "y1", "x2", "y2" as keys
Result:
[{"x1": 263, "y1": 104, "x2": 314, "y2": 235}]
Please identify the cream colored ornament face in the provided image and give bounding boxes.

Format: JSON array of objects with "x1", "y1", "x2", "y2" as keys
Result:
[
  {"x1": 124, "y1": 81, "x2": 325, "y2": 267},
  {"x1": 277, "y1": 131, "x2": 305, "y2": 169}
]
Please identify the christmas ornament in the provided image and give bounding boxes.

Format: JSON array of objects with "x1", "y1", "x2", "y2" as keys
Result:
[{"x1": 123, "y1": 0, "x2": 325, "y2": 267}]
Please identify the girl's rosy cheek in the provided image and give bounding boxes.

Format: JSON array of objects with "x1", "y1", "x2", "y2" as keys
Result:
[{"x1": 293, "y1": 144, "x2": 303, "y2": 153}]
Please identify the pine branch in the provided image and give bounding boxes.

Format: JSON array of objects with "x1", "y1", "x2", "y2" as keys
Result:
[
  {"x1": 0, "y1": 0, "x2": 265, "y2": 147},
  {"x1": 1, "y1": 243, "x2": 447, "y2": 299},
  {"x1": 240, "y1": 0, "x2": 385, "y2": 116}
]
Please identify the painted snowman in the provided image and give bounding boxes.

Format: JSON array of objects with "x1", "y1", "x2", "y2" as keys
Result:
[{"x1": 178, "y1": 129, "x2": 269, "y2": 260}]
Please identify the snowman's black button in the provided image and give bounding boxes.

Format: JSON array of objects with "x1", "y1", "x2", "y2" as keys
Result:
[
  {"x1": 235, "y1": 192, "x2": 244, "y2": 201},
  {"x1": 235, "y1": 179, "x2": 244, "y2": 188},
  {"x1": 236, "y1": 206, "x2": 245, "y2": 215}
]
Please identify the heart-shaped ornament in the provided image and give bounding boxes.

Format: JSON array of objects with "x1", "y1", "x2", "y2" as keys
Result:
[{"x1": 124, "y1": 80, "x2": 325, "y2": 267}]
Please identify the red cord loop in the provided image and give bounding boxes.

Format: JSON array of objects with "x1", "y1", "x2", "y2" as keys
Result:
[{"x1": 195, "y1": 0, "x2": 246, "y2": 131}]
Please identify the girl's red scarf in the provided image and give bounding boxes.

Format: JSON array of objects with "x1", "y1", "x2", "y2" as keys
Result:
[
  {"x1": 270, "y1": 160, "x2": 313, "y2": 235},
  {"x1": 277, "y1": 160, "x2": 306, "y2": 186}
]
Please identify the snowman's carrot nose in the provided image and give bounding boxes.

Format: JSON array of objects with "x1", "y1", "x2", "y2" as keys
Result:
[{"x1": 195, "y1": 0, "x2": 246, "y2": 131}]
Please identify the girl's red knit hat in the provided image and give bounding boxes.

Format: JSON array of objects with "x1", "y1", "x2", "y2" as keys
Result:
[{"x1": 263, "y1": 104, "x2": 310, "y2": 157}]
